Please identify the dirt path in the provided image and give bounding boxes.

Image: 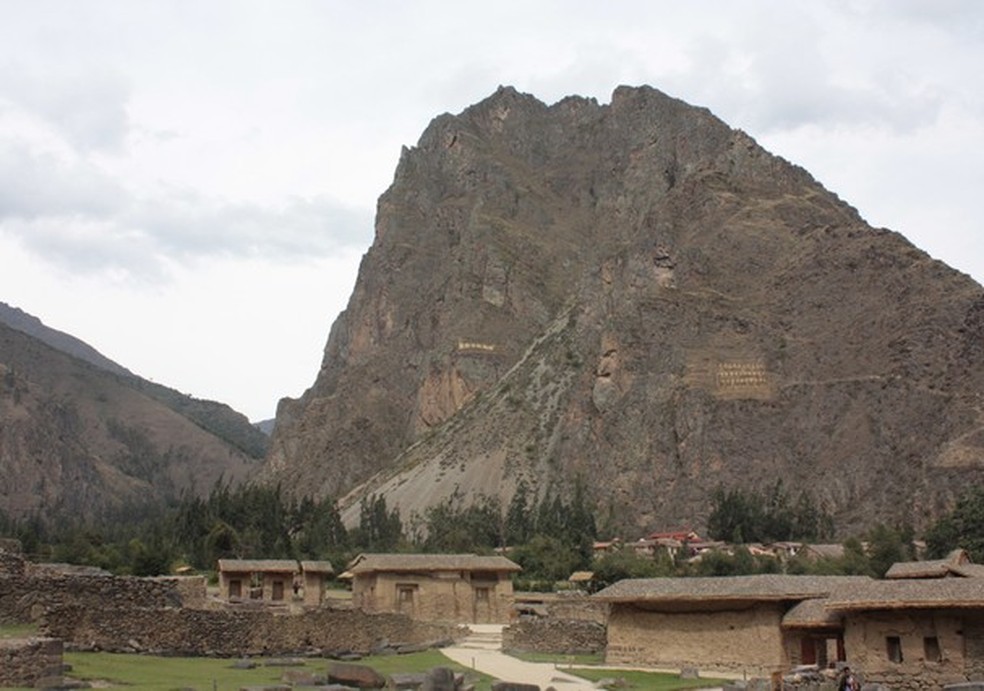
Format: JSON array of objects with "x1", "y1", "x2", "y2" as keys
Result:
[{"x1": 440, "y1": 624, "x2": 598, "y2": 690}]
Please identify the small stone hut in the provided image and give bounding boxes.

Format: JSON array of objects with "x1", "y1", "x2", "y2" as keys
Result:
[
  {"x1": 347, "y1": 553, "x2": 521, "y2": 624},
  {"x1": 217, "y1": 559, "x2": 298, "y2": 602},
  {"x1": 594, "y1": 574, "x2": 868, "y2": 677},
  {"x1": 825, "y1": 578, "x2": 984, "y2": 688},
  {"x1": 300, "y1": 560, "x2": 334, "y2": 606}
]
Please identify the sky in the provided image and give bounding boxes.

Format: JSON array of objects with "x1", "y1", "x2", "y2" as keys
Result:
[{"x1": 0, "y1": 1, "x2": 981, "y2": 422}]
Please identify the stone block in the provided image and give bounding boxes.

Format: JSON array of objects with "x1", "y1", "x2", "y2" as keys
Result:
[
  {"x1": 327, "y1": 661, "x2": 387, "y2": 689},
  {"x1": 491, "y1": 683, "x2": 540, "y2": 691}
]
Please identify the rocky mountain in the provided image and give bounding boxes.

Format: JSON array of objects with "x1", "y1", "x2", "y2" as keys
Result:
[
  {"x1": 0, "y1": 319, "x2": 258, "y2": 520},
  {"x1": 0, "y1": 302, "x2": 269, "y2": 459},
  {"x1": 262, "y1": 85, "x2": 984, "y2": 536}
]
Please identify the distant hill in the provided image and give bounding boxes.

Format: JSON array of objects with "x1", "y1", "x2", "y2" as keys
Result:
[
  {"x1": 0, "y1": 302, "x2": 268, "y2": 459},
  {"x1": 262, "y1": 85, "x2": 984, "y2": 536},
  {"x1": 0, "y1": 319, "x2": 258, "y2": 520}
]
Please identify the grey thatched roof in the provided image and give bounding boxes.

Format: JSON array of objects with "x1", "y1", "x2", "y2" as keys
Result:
[
  {"x1": 824, "y1": 578, "x2": 984, "y2": 610},
  {"x1": 885, "y1": 560, "x2": 952, "y2": 579},
  {"x1": 217, "y1": 559, "x2": 299, "y2": 574},
  {"x1": 300, "y1": 560, "x2": 335, "y2": 575},
  {"x1": 347, "y1": 553, "x2": 521, "y2": 575},
  {"x1": 782, "y1": 598, "x2": 843, "y2": 629},
  {"x1": 885, "y1": 549, "x2": 982, "y2": 580},
  {"x1": 593, "y1": 575, "x2": 871, "y2": 603}
]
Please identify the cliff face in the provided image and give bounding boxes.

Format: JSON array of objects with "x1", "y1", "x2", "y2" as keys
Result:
[{"x1": 263, "y1": 85, "x2": 984, "y2": 534}]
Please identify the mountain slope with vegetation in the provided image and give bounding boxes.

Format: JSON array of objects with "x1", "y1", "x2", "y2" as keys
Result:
[
  {"x1": 0, "y1": 301, "x2": 269, "y2": 457},
  {"x1": 0, "y1": 320, "x2": 256, "y2": 520}
]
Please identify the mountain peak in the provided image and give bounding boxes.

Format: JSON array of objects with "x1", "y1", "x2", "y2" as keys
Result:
[{"x1": 262, "y1": 86, "x2": 984, "y2": 536}]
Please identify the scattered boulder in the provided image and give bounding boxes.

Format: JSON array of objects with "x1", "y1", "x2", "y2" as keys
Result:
[{"x1": 327, "y1": 661, "x2": 387, "y2": 689}]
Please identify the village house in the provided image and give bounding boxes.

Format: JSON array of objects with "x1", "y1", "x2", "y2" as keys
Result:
[
  {"x1": 594, "y1": 574, "x2": 870, "y2": 677},
  {"x1": 885, "y1": 549, "x2": 984, "y2": 580},
  {"x1": 346, "y1": 553, "x2": 521, "y2": 624},
  {"x1": 825, "y1": 578, "x2": 984, "y2": 688},
  {"x1": 217, "y1": 559, "x2": 299, "y2": 602},
  {"x1": 299, "y1": 560, "x2": 334, "y2": 606}
]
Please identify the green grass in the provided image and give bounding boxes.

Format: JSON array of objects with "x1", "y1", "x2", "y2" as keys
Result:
[
  {"x1": 61, "y1": 650, "x2": 495, "y2": 690},
  {"x1": 511, "y1": 650, "x2": 606, "y2": 665},
  {"x1": 568, "y1": 666, "x2": 732, "y2": 690},
  {"x1": 0, "y1": 622, "x2": 39, "y2": 639}
]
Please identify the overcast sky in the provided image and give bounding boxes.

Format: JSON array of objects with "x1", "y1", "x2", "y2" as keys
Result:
[{"x1": 0, "y1": 1, "x2": 981, "y2": 422}]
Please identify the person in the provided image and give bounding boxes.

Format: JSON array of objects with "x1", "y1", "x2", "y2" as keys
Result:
[{"x1": 838, "y1": 666, "x2": 860, "y2": 691}]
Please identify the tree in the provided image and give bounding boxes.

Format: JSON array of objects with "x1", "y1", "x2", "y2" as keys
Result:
[
  {"x1": 925, "y1": 487, "x2": 984, "y2": 561},
  {"x1": 354, "y1": 494, "x2": 403, "y2": 551}
]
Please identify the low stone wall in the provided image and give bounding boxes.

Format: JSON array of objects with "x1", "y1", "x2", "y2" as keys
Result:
[
  {"x1": 43, "y1": 604, "x2": 461, "y2": 657},
  {"x1": 0, "y1": 572, "x2": 205, "y2": 623},
  {"x1": 503, "y1": 619, "x2": 607, "y2": 655},
  {"x1": 514, "y1": 591, "x2": 608, "y2": 624},
  {"x1": 0, "y1": 637, "x2": 63, "y2": 688},
  {"x1": 0, "y1": 547, "x2": 26, "y2": 576}
]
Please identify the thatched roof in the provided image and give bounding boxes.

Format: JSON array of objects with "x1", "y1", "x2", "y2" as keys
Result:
[
  {"x1": 217, "y1": 559, "x2": 298, "y2": 574},
  {"x1": 347, "y1": 553, "x2": 521, "y2": 575},
  {"x1": 885, "y1": 549, "x2": 981, "y2": 580},
  {"x1": 594, "y1": 575, "x2": 870, "y2": 604},
  {"x1": 782, "y1": 598, "x2": 843, "y2": 629},
  {"x1": 300, "y1": 560, "x2": 334, "y2": 575},
  {"x1": 885, "y1": 560, "x2": 953, "y2": 579},
  {"x1": 824, "y1": 578, "x2": 984, "y2": 610}
]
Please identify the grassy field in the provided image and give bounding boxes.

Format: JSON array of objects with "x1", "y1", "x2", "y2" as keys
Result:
[
  {"x1": 61, "y1": 650, "x2": 495, "y2": 690},
  {"x1": 0, "y1": 624, "x2": 727, "y2": 690},
  {"x1": 567, "y1": 666, "x2": 732, "y2": 690}
]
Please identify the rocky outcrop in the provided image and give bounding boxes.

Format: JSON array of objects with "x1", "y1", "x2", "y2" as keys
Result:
[{"x1": 264, "y1": 85, "x2": 984, "y2": 535}]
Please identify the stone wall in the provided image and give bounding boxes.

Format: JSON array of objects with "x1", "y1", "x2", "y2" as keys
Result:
[
  {"x1": 842, "y1": 610, "x2": 973, "y2": 690},
  {"x1": 0, "y1": 546, "x2": 26, "y2": 576},
  {"x1": 0, "y1": 637, "x2": 63, "y2": 688},
  {"x1": 0, "y1": 572, "x2": 205, "y2": 623},
  {"x1": 503, "y1": 618, "x2": 606, "y2": 655},
  {"x1": 605, "y1": 603, "x2": 787, "y2": 677},
  {"x1": 42, "y1": 604, "x2": 460, "y2": 657}
]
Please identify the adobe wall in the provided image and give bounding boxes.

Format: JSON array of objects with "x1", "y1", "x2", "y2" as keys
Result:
[
  {"x1": 42, "y1": 604, "x2": 460, "y2": 657},
  {"x1": 0, "y1": 572, "x2": 206, "y2": 623},
  {"x1": 0, "y1": 637, "x2": 63, "y2": 688},
  {"x1": 503, "y1": 618, "x2": 607, "y2": 655},
  {"x1": 842, "y1": 609, "x2": 974, "y2": 689},
  {"x1": 605, "y1": 603, "x2": 787, "y2": 677},
  {"x1": 357, "y1": 572, "x2": 513, "y2": 624}
]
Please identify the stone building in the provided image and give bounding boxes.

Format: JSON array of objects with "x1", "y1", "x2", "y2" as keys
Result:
[
  {"x1": 300, "y1": 560, "x2": 334, "y2": 606},
  {"x1": 594, "y1": 575, "x2": 868, "y2": 677},
  {"x1": 825, "y1": 578, "x2": 984, "y2": 688},
  {"x1": 217, "y1": 559, "x2": 298, "y2": 601},
  {"x1": 347, "y1": 553, "x2": 520, "y2": 624}
]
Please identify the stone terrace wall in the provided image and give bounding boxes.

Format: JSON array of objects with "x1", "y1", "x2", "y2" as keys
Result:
[
  {"x1": 0, "y1": 547, "x2": 26, "y2": 576},
  {"x1": 0, "y1": 638, "x2": 63, "y2": 688},
  {"x1": 43, "y1": 605, "x2": 461, "y2": 657},
  {"x1": 0, "y1": 573, "x2": 205, "y2": 623},
  {"x1": 545, "y1": 593, "x2": 608, "y2": 624},
  {"x1": 503, "y1": 619, "x2": 607, "y2": 655}
]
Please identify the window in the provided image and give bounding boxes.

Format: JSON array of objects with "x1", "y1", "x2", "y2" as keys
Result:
[
  {"x1": 396, "y1": 583, "x2": 418, "y2": 611},
  {"x1": 924, "y1": 636, "x2": 941, "y2": 662},
  {"x1": 887, "y1": 636, "x2": 904, "y2": 663},
  {"x1": 475, "y1": 587, "x2": 490, "y2": 602},
  {"x1": 228, "y1": 579, "x2": 242, "y2": 598}
]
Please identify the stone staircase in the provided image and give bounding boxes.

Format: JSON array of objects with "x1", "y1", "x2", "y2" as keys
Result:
[{"x1": 458, "y1": 624, "x2": 504, "y2": 651}]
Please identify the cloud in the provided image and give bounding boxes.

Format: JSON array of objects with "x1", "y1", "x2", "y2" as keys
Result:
[
  {"x1": 0, "y1": 62, "x2": 131, "y2": 153},
  {"x1": 0, "y1": 142, "x2": 126, "y2": 219}
]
